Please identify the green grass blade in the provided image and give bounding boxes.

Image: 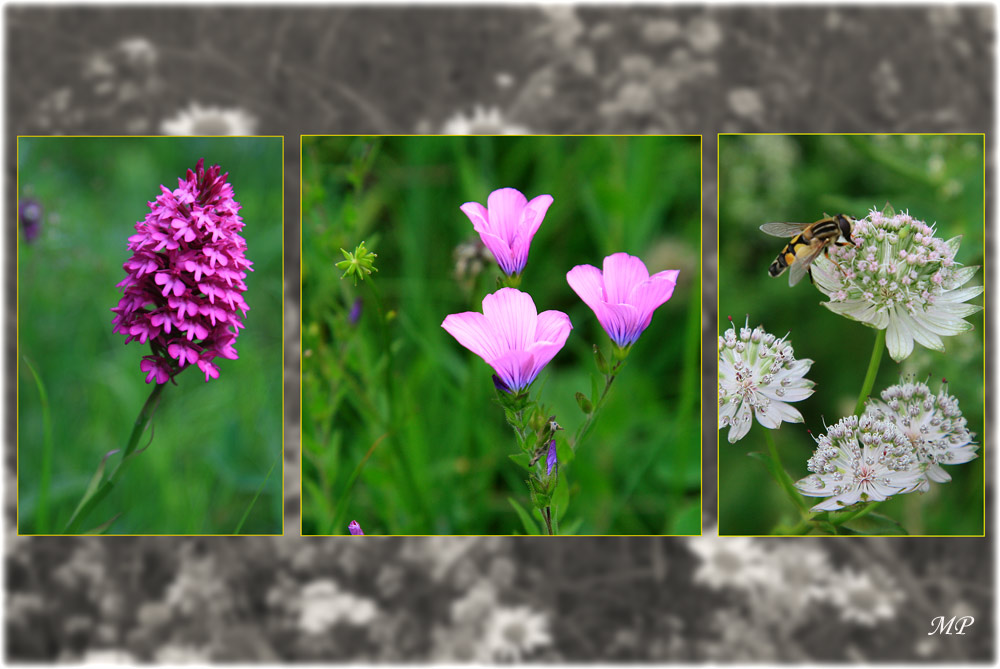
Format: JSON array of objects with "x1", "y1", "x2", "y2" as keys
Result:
[
  {"x1": 21, "y1": 356, "x2": 53, "y2": 533},
  {"x1": 233, "y1": 457, "x2": 278, "y2": 534}
]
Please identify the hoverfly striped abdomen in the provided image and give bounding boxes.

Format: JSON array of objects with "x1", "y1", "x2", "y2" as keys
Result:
[{"x1": 760, "y1": 214, "x2": 856, "y2": 286}]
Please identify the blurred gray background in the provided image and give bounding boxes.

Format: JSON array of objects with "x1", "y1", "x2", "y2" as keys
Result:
[{"x1": 5, "y1": 5, "x2": 994, "y2": 663}]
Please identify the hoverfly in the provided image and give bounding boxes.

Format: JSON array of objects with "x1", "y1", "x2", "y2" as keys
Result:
[{"x1": 759, "y1": 214, "x2": 856, "y2": 286}]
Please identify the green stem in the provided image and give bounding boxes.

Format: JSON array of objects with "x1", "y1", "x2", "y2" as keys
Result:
[
  {"x1": 65, "y1": 382, "x2": 165, "y2": 533},
  {"x1": 828, "y1": 501, "x2": 881, "y2": 526},
  {"x1": 764, "y1": 430, "x2": 810, "y2": 515},
  {"x1": 853, "y1": 329, "x2": 886, "y2": 416},
  {"x1": 542, "y1": 506, "x2": 554, "y2": 536},
  {"x1": 573, "y1": 363, "x2": 622, "y2": 452},
  {"x1": 784, "y1": 501, "x2": 881, "y2": 535}
]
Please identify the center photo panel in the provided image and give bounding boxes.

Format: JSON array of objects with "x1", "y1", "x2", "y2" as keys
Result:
[{"x1": 300, "y1": 135, "x2": 702, "y2": 536}]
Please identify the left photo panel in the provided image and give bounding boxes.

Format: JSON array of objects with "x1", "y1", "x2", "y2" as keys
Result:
[{"x1": 16, "y1": 136, "x2": 284, "y2": 535}]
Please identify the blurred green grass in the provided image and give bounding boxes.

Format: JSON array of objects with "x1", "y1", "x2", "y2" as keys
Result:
[
  {"x1": 302, "y1": 135, "x2": 702, "y2": 535},
  {"x1": 17, "y1": 137, "x2": 284, "y2": 535},
  {"x1": 718, "y1": 134, "x2": 985, "y2": 536}
]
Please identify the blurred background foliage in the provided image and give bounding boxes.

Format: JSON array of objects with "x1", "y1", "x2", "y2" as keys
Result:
[
  {"x1": 718, "y1": 134, "x2": 985, "y2": 535},
  {"x1": 17, "y1": 137, "x2": 284, "y2": 534},
  {"x1": 301, "y1": 135, "x2": 701, "y2": 535}
]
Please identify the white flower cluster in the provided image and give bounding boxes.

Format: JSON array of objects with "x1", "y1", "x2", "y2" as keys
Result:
[
  {"x1": 796, "y1": 379, "x2": 977, "y2": 511},
  {"x1": 687, "y1": 532, "x2": 903, "y2": 627},
  {"x1": 865, "y1": 379, "x2": 978, "y2": 490},
  {"x1": 718, "y1": 318, "x2": 815, "y2": 443},
  {"x1": 812, "y1": 209, "x2": 982, "y2": 362}
]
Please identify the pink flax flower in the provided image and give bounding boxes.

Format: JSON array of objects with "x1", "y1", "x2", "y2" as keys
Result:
[
  {"x1": 459, "y1": 188, "x2": 553, "y2": 277},
  {"x1": 566, "y1": 252, "x2": 679, "y2": 349},
  {"x1": 112, "y1": 159, "x2": 252, "y2": 383},
  {"x1": 442, "y1": 288, "x2": 572, "y2": 393}
]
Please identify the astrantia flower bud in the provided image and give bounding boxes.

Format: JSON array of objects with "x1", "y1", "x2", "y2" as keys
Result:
[
  {"x1": 864, "y1": 378, "x2": 977, "y2": 491},
  {"x1": 111, "y1": 159, "x2": 252, "y2": 383},
  {"x1": 795, "y1": 414, "x2": 925, "y2": 512},
  {"x1": 812, "y1": 209, "x2": 983, "y2": 362},
  {"x1": 718, "y1": 317, "x2": 815, "y2": 443}
]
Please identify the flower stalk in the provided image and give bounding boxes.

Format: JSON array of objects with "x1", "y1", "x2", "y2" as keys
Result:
[
  {"x1": 65, "y1": 382, "x2": 165, "y2": 533},
  {"x1": 853, "y1": 329, "x2": 885, "y2": 416}
]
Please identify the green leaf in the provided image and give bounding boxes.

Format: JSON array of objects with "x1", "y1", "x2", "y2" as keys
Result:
[
  {"x1": 559, "y1": 517, "x2": 584, "y2": 535},
  {"x1": 593, "y1": 345, "x2": 609, "y2": 374},
  {"x1": 839, "y1": 512, "x2": 908, "y2": 536},
  {"x1": 508, "y1": 453, "x2": 531, "y2": 470},
  {"x1": 508, "y1": 497, "x2": 540, "y2": 535},
  {"x1": 664, "y1": 500, "x2": 701, "y2": 535},
  {"x1": 555, "y1": 439, "x2": 575, "y2": 466}
]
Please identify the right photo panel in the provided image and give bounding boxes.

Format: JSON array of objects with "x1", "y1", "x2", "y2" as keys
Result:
[{"x1": 717, "y1": 134, "x2": 985, "y2": 537}]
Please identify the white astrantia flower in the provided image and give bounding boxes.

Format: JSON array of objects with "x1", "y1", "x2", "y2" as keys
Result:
[
  {"x1": 865, "y1": 378, "x2": 978, "y2": 491},
  {"x1": 718, "y1": 317, "x2": 815, "y2": 443},
  {"x1": 440, "y1": 105, "x2": 532, "y2": 135},
  {"x1": 159, "y1": 102, "x2": 257, "y2": 136},
  {"x1": 811, "y1": 208, "x2": 983, "y2": 362},
  {"x1": 795, "y1": 413, "x2": 925, "y2": 512},
  {"x1": 829, "y1": 567, "x2": 904, "y2": 627},
  {"x1": 481, "y1": 605, "x2": 553, "y2": 662},
  {"x1": 686, "y1": 532, "x2": 776, "y2": 591}
]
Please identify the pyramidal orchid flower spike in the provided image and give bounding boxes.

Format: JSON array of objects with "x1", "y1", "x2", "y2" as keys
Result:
[
  {"x1": 460, "y1": 188, "x2": 553, "y2": 280},
  {"x1": 566, "y1": 252, "x2": 679, "y2": 353},
  {"x1": 112, "y1": 159, "x2": 252, "y2": 383},
  {"x1": 442, "y1": 288, "x2": 572, "y2": 394}
]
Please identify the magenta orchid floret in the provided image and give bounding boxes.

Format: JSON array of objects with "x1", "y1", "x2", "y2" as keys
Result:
[
  {"x1": 566, "y1": 252, "x2": 679, "y2": 350},
  {"x1": 112, "y1": 159, "x2": 252, "y2": 383},
  {"x1": 348, "y1": 520, "x2": 364, "y2": 535},
  {"x1": 442, "y1": 288, "x2": 572, "y2": 393},
  {"x1": 460, "y1": 188, "x2": 553, "y2": 277}
]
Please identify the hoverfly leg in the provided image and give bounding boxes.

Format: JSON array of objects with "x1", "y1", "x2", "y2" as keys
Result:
[{"x1": 824, "y1": 245, "x2": 850, "y2": 279}]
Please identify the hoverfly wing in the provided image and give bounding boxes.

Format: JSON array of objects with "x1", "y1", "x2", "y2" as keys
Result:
[
  {"x1": 759, "y1": 221, "x2": 809, "y2": 238},
  {"x1": 787, "y1": 242, "x2": 826, "y2": 286}
]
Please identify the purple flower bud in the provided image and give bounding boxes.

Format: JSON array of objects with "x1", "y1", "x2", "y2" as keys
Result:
[
  {"x1": 112, "y1": 159, "x2": 252, "y2": 384},
  {"x1": 349, "y1": 297, "x2": 362, "y2": 325},
  {"x1": 348, "y1": 520, "x2": 364, "y2": 535},
  {"x1": 546, "y1": 440, "x2": 557, "y2": 476},
  {"x1": 19, "y1": 198, "x2": 42, "y2": 243}
]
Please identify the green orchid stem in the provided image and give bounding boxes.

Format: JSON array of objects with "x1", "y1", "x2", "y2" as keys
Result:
[
  {"x1": 65, "y1": 382, "x2": 165, "y2": 534},
  {"x1": 764, "y1": 430, "x2": 811, "y2": 516},
  {"x1": 854, "y1": 328, "x2": 886, "y2": 416}
]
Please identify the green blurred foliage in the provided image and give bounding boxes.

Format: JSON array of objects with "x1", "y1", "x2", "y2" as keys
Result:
[
  {"x1": 302, "y1": 135, "x2": 702, "y2": 535},
  {"x1": 718, "y1": 134, "x2": 985, "y2": 536},
  {"x1": 17, "y1": 137, "x2": 284, "y2": 535}
]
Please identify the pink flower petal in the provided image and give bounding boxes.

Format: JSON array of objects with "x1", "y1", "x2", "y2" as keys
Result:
[
  {"x1": 481, "y1": 288, "x2": 537, "y2": 353},
  {"x1": 486, "y1": 187, "x2": 528, "y2": 240},
  {"x1": 630, "y1": 269, "x2": 680, "y2": 327},
  {"x1": 566, "y1": 264, "x2": 606, "y2": 312},
  {"x1": 441, "y1": 311, "x2": 499, "y2": 363},
  {"x1": 602, "y1": 253, "x2": 650, "y2": 305}
]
